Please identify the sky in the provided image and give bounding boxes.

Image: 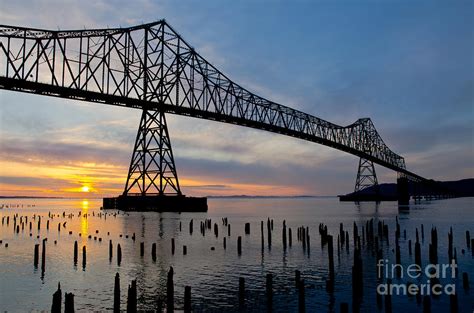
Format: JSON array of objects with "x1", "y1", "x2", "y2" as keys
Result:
[{"x1": 0, "y1": 0, "x2": 473, "y2": 197}]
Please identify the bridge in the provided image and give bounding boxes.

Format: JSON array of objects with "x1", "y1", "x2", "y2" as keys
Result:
[{"x1": 0, "y1": 20, "x2": 444, "y2": 210}]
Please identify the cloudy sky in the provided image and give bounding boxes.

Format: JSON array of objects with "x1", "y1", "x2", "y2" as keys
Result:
[{"x1": 0, "y1": 0, "x2": 472, "y2": 197}]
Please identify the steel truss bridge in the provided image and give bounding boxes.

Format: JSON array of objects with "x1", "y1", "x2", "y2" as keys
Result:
[{"x1": 0, "y1": 20, "x2": 442, "y2": 204}]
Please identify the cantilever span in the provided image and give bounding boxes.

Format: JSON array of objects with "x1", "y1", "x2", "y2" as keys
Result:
[{"x1": 0, "y1": 20, "x2": 428, "y2": 202}]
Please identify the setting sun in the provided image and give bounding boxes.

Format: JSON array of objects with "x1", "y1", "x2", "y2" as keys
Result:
[{"x1": 81, "y1": 186, "x2": 90, "y2": 192}]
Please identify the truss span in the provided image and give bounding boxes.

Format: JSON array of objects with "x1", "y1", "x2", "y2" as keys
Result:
[{"x1": 0, "y1": 20, "x2": 424, "y2": 181}]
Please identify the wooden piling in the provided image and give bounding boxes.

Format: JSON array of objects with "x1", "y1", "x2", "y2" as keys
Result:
[
  {"x1": 228, "y1": 224, "x2": 231, "y2": 236},
  {"x1": 423, "y1": 295, "x2": 431, "y2": 313},
  {"x1": 449, "y1": 294, "x2": 458, "y2": 313},
  {"x1": 167, "y1": 267, "x2": 174, "y2": 313},
  {"x1": 353, "y1": 222, "x2": 358, "y2": 246},
  {"x1": 345, "y1": 231, "x2": 349, "y2": 251},
  {"x1": 171, "y1": 238, "x2": 175, "y2": 255},
  {"x1": 183, "y1": 245, "x2": 187, "y2": 255},
  {"x1": 295, "y1": 270, "x2": 301, "y2": 288},
  {"x1": 463, "y1": 272, "x2": 469, "y2": 290},
  {"x1": 385, "y1": 279, "x2": 392, "y2": 313},
  {"x1": 127, "y1": 279, "x2": 137, "y2": 313},
  {"x1": 339, "y1": 223, "x2": 344, "y2": 246},
  {"x1": 64, "y1": 292, "x2": 74, "y2": 313},
  {"x1": 267, "y1": 219, "x2": 272, "y2": 248},
  {"x1": 41, "y1": 239, "x2": 46, "y2": 273},
  {"x1": 448, "y1": 227, "x2": 453, "y2": 261},
  {"x1": 352, "y1": 246, "x2": 363, "y2": 305},
  {"x1": 244, "y1": 223, "x2": 250, "y2": 235},
  {"x1": 184, "y1": 286, "x2": 191, "y2": 313},
  {"x1": 237, "y1": 236, "x2": 242, "y2": 255},
  {"x1": 74, "y1": 241, "x2": 78, "y2": 265},
  {"x1": 298, "y1": 279, "x2": 305, "y2": 313},
  {"x1": 415, "y1": 241, "x2": 422, "y2": 267},
  {"x1": 82, "y1": 246, "x2": 86, "y2": 269},
  {"x1": 214, "y1": 223, "x2": 219, "y2": 237},
  {"x1": 140, "y1": 242, "x2": 144, "y2": 257},
  {"x1": 114, "y1": 273, "x2": 120, "y2": 313},
  {"x1": 306, "y1": 227, "x2": 310, "y2": 254},
  {"x1": 376, "y1": 285, "x2": 383, "y2": 309},
  {"x1": 117, "y1": 244, "x2": 122, "y2": 266},
  {"x1": 223, "y1": 237, "x2": 226, "y2": 250},
  {"x1": 340, "y1": 302, "x2": 349, "y2": 313},
  {"x1": 51, "y1": 283, "x2": 62, "y2": 313},
  {"x1": 337, "y1": 235, "x2": 340, "y2": 260},
  {"x1": 239, "y1": 277, "x2": 245, "y2": 307},
  {"x1": 152, "y1": 243, "x2": 157, "y2": 261},
  {"x1": 302, "y1": 227, "x2": 306, "y2": 250},
  {"x1": 266, "y1": 273, "x2": 273, "y2": 312},
  {"x1": 189, "y1": 219, "x2": 193, "y2": 235},
  {"x1": 289, "y1": 228, "x2": 292, "y2": 247},
  {"x1": 327, "y1": 235, "x2": 334, "y2": 291},
  {"x1": 466, "y1": 231, "x2": 470, "y2": 248},
  {"x1": 396, "y1": 217, "x2": 400, "y2": 240},
  {"x1": 396, "y1": 243, "x2": 401, "y2": 278},
  {"x1": 109, "y1": 240, "x2": 113, "y2": 261},
  {"x1": 34, "y1": 244, "x2": 39, "y2": 267},
  {"x1": 282, "y1": 221, "x2": 287, "y2": 250}
]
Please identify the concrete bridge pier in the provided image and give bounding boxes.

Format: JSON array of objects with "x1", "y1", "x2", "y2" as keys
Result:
[{"x1": 397, "y1": 176, "x2": 410, "y2": 206}]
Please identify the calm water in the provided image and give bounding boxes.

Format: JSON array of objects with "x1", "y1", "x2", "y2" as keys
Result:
[{"x1": 0, "y1": 197, "x2": 473, "y2": 312}]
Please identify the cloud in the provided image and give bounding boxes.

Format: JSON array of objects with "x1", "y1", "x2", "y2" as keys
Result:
[
  {"x1": 0, "y1": 175, "x2": 66, "y2": 187},
  {"x1": 183, "y1": 184, "x2": 230, "y2": 189},
  {"x1": 0, "y1": 136, "x2": 129, "y2": 166},
  {"x1": 386, "y1": 122, "x2": 474, "y2": 155}
]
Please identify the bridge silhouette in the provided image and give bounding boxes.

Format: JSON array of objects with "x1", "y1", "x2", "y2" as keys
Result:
[{"x1": 0, "y1": 20, "x2": 444, "y2": 210}]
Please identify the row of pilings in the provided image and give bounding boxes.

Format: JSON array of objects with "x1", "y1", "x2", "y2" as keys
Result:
[{"x1": 1, "y1": 209, "x2": 473, "y2": 311}]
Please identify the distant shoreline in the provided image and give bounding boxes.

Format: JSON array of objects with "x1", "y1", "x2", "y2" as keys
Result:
[{"x1": 0, "y1": 195, "x2": 336, "y2": 199}]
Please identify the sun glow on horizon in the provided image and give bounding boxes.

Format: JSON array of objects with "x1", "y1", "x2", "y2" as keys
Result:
[{"x1": 81, "y1": 185, "x2": 90, "y2": 192}]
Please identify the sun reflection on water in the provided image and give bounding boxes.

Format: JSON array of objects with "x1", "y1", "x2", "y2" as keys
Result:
[{"x1": 80, "y1": 200, "x2": 89, "y2": 240}]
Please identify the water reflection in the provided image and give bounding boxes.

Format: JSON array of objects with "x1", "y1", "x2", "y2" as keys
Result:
[
  {"x1": 0, "y1": 197, "x2": 472, "y2": 312},
  {"x1": 81, "y1": 199, "x2": 89, "y2": 240}
]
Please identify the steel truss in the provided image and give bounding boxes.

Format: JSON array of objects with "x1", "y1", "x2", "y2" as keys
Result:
[
  {"x1": 0, "y1": 20, "x2": 427, "y2": 183},
  {"x1": 354, "y1": 158, "x2": 378, "y2": 193},
  {"x1": 124, "y1": 109, "x2": 181, "y2": 196}
]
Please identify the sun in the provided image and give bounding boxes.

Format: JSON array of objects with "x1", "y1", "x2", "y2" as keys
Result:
[{"x1": 81, "y1": 186, "x2": 90, "y2": 193}]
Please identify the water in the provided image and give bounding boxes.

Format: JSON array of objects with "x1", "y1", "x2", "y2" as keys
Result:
[{"x1": 0, "y1": 197, "x2": 473, "y2": 312}]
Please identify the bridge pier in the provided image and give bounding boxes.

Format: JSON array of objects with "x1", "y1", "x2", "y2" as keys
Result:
[
  {"x1": 397, "y1": 176, "x2": 410, "y2": 206},
  {"x1": 354, "y1": 157, "x2": 379, "y2": 194},
  {"x1": 339, "y1": 157, "x2": 383, "y2": 201},
  {"x1": 103, "y1": 109, "x2": 207, "y2": 212}
]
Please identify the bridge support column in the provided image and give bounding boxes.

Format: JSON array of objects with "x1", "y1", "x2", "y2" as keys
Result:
[
  {"x1": 397, "y1": 175, "x2": 410, "y2": 206},
  {"x1": 354, "y1": 157, "x2": 379, "y2": 193},
  {"x1": 124, "y1": 109, "x2": 181, "y2": 196},
  {"x1": 103, "y1": 109, "x2": 207, "y2": 212}
]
